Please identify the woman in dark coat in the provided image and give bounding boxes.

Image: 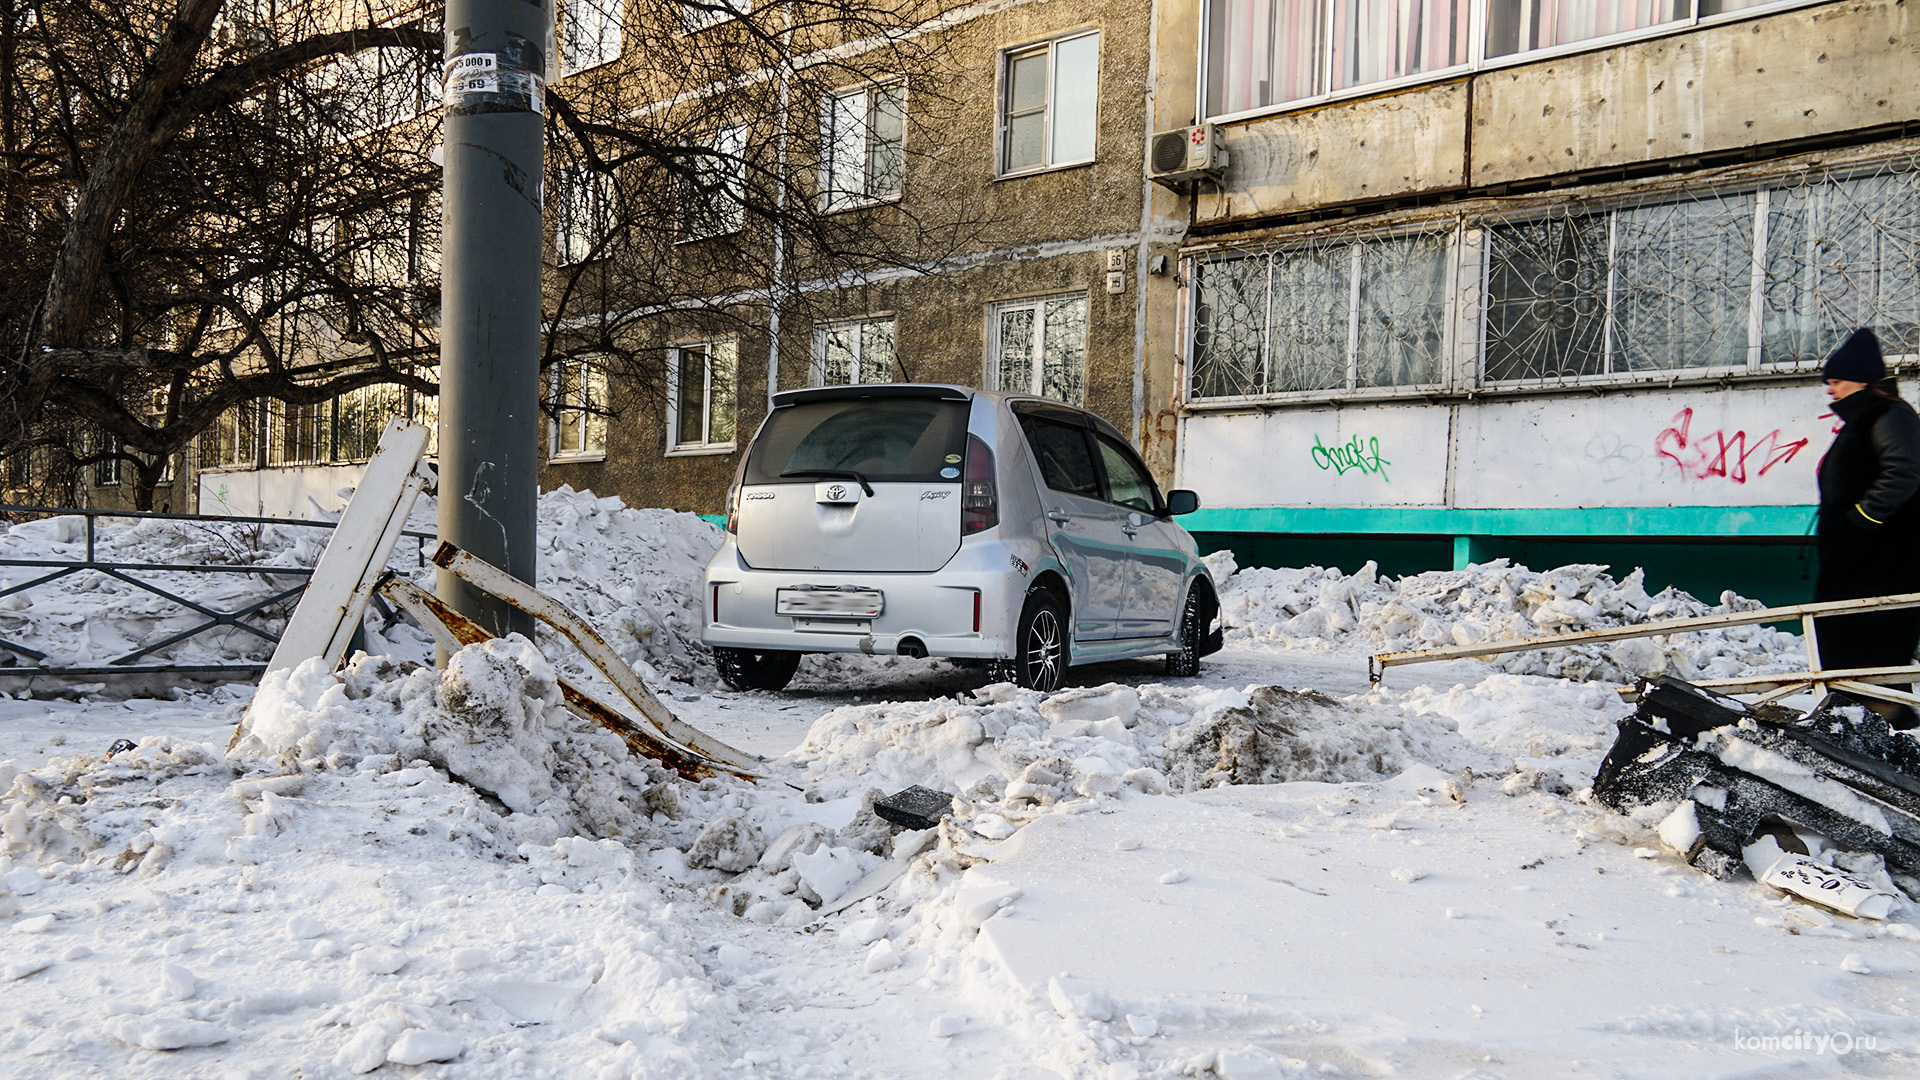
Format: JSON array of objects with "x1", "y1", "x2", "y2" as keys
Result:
[{"x1": 1813, "y1": 327, "x2": 1920, "y2": 727}]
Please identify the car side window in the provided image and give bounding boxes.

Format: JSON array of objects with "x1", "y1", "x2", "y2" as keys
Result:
[
  {"x1": 1094, "y1": 434, "x2": 1161, "y2": 513},
  {"x1": 1019, "y1": 416, "x2": 1101, "y2": 498}
]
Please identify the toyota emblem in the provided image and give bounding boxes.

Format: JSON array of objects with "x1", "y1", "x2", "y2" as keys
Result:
[{"x1": 826, "y1": 484, "x2": 846, "y2": 501}]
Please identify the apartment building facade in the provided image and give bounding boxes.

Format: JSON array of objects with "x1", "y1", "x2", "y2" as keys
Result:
[
  {"x1": 177, "y1": 0, "x2": 1177, "y2": 525},
  {"x1": 1146, "y1": 0, "x2": 1918, "y2": 602}
]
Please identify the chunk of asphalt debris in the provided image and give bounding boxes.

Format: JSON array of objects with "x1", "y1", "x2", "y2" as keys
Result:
[
  {"x1": 873, "y1": 786, "x2": 954, "y2": 831},
  {"x1": 1595, "y1": 677, "x2": 1920, "y2": 884}
]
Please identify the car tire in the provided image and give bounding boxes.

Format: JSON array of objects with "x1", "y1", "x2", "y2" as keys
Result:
[
  {"x1": 1165, "y1": 586, "x2": 1211, "y2": 678},
  {"x1": 713, "y1": 647, "x2": 801, "y2": 692},
  {"x1": 991, "y1": 587, "x2": 1068, "y2": 692}
]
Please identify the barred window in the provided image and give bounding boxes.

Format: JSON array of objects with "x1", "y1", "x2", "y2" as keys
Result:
[
  {"x1": 1764, "y1": 168, "x2": 1920, "y2": 366},
  {"x1": 991, "y1": 295, "x2": 1086, "y2": 406},
  {"x1": 814, "y1": 317, "x2": 897, "y2": 386},
  {"x1": 1188, "y1": 158, "x2": 1920, "y2": 401},
  {"x1": 1189, "y1": 231, "x2": 1449, "y2": 399}
]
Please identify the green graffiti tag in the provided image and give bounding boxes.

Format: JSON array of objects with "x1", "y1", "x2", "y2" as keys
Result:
[{"x1": 1311, "y1": 433, "x2": 1391, "y2": 482}]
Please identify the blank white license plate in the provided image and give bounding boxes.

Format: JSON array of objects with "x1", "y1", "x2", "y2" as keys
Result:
[{"x1": 777, "y1": 588, "x2": 884, "y2": 618}]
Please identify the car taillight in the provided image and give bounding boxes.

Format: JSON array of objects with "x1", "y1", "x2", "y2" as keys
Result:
[
  {"x1": 724, "y1": 486, "x2": 739, "y2": 534},
  {"x1": 961, "y1": 434, "x2": 997, "y2": 535}
]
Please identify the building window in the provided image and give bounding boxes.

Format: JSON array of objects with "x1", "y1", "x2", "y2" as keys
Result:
[
  {"x1": 682, "y1": 0, "x2": 750, "y2": 33},
  {"x1": 821, "y1": 82, "x2": 905, "y2": 210},
  {"x1": 1763, "y1": 168, "x2": 1920, "y2": 367},
  {"x1": 990, "y1": 295, "x2": 1087, "y2": 405},
  {"x1": 556, "y1": 165, "x2": 614, "y2": 264},
  {"x1": 331, "y1": 383, "x2": 407, "y2": 464},
  {"x1": 680, "y1": 125, "x2": 748, "y2": 240},
  {"x1": 207, "y1": 403, "x2": 258, "y2": 468},
  {"x1": 813, "y1": 317, "x2": 897, "y2": 385},
  {"x1": 1203, "y1": 1, "x2": 1800, "y2": 119},
  {"x1": 1485, "y1": 0, "x2": 1685, "y2": 59},
  {"x1": 1190, "y1": 231, "x2": 1451, "y2": 399},
  {"x1": 668, "y1": 340, "x2": 738, "y2": 451},
  {"x1": 91, "y1": 431, "x2": 122, "y2": 486},
  {"x1": 550, "y1": 358, "x2": 609, "y2": 459},
  {"x1": 1185, "y1": 156, "x2": 1920, "y2": 401},
  {"x1": 561, "y1": 0, "x2": 622, "y2": 74},
  {"x1": 1000, "y1": 31, "x2": 1099, "y2": 176}
]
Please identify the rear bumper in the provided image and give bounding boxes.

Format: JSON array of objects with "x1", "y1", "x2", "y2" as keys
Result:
[{"x1": 701, "y1": 538, "x2": 1043, "y2": 659}]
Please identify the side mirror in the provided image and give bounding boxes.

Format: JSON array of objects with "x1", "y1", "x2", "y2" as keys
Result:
[{"x1": 1165, "y1": 489, "x2": 1200, "y2": 515}]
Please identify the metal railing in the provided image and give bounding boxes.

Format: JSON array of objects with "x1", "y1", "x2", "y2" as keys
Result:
[
  {"x1": 1370, "y1": 590, "x2": 1920, "y2": 707},
  {"x1": 0, "y1": 505, "x2": 433, "y2": 680}
]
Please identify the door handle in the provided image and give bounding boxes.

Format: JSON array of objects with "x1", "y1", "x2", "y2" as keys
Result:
[
  {"x1": 1046, "y1": 511, "x2": 1072, "y2": 524},
  {"x1": 1122, "y1": 523, "x2": 1138, "y2": 538}
]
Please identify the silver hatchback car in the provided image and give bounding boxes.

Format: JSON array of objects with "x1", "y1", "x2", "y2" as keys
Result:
[{"x1": 702, "y1": 384, "x2": 1222, "y2": 691}]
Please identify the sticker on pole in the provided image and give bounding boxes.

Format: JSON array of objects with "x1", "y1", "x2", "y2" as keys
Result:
[{"x1": 443, "y1": 51, "x2": 544, "y2": 114}]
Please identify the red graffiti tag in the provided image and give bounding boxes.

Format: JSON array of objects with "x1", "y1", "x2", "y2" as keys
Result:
[{"x1": 1654, "y1": 408, "x2": 1810, "y2": 484}]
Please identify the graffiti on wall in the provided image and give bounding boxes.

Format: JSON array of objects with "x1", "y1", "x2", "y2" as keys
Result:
[
  {"x1": 1311, "y1": 433, "x2": 1391, "y2": 482},
  {"x1": 1654, "y1": 408, "x2": 1809, "y2": 485}
]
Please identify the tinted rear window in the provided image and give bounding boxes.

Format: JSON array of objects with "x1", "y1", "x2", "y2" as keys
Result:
[{"x1": 744, "y1": 398, "x2": 969, "y2": 484}]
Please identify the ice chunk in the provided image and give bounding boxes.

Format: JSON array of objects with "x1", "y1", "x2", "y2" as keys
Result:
[{"x1": 387, "y1": 1030, "x2": 464, "y2": 1065}]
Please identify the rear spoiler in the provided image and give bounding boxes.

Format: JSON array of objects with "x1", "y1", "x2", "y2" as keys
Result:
[{"x1": 771, "y1": 384, "x2": 973, "y2": 408}]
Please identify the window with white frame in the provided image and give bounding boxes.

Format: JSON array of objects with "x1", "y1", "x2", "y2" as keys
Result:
[
  {"x1": 821, "y1": 82, "x2": 905, "y2": 210},
  {"x1": 668, "y1": 340, "x2": 738, "y2": 451},
  {"x1": 814, "y1": 317, "x2": 897, "y2": 385},
  {"x1": 550, "y1": 357, "x2": 609, "y2": 459},
  {"x1": 990, "y1": 295, "x2": 1087, "y2": 405},
  {"x1": 1000, "y1": 31, "x2": 1100, "y2": 176},
  {"x1": 561, "y1": 0, "x2": 622, "y2": 74},
  {"x1": 1184, "y1": 157, "x2": 1920, "y2": 401},
  {"x1": 1204, "y1": 0, "x2": 1799, "y2": 119},
  {"x1": 682, "y1": 0, "x2": 750, "y2": 34},
  {"x1": 680, "y1": 125, "x2": 748, "y2": 240},
  {"x1": 556, "y1": 165, "x2": 614, "y2": 264}
]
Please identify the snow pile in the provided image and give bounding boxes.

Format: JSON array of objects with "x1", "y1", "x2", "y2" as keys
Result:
[
  {"x1": 1215, "y1": 553, "x2": 1800, "y2": 683},
  {"x1": 515, "y1": 486, "x2": 721, "y2": 684},
  {"x1": 792, "y1": 678, "x2": 1506, "y2": 813},
  {"x1": 0, "y1": 486, "x2": 723, "y2": 687},
  {"x1": 231, "y1": 637, "x2": 672, "y2": 846}
]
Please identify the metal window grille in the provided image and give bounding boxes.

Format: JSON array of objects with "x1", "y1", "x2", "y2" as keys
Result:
[
  {"x1": 813, "y1": 317, "x2": 897, "y2": 386},
  {"x1": 991, "y1": 296, "x2": 1087, "y2": 405}
]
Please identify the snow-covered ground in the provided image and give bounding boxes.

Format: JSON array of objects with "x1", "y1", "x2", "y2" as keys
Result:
[{"x1": 3, "y1": 491, "x2": 1917, "y2": 1079}]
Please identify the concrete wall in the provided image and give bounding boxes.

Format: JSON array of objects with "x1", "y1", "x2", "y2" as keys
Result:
[
  {"x1": 1192, "y1": 0, "x2": 1918, "y2": 225},
  {"x1": 1178, "y1": 383, "x2": 1830, "y2": 512}
]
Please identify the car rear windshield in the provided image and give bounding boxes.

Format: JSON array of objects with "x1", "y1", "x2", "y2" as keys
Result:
[{"x1": 743, "y1": 397, "x2": 970, "y2": 485}]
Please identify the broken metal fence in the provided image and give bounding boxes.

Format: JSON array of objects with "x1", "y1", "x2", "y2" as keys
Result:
[
  {"x1": 1370, "y1": 590, "x2": 1920, "y2": 707},
  {"x1": 0, "y1": 504, "x2": 433, "y2": 680}
]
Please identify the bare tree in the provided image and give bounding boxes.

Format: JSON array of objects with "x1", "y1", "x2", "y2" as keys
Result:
[
  {"x1": 2, "y1": 0, "x2": 441, "y2": 508},
  {"x1": 1, "y1": 0, "x2": 989, "y2": 510}
]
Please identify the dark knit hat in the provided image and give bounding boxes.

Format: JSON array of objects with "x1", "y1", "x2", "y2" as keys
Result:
[{"x1": 1822, "y1": 327, "x2": 1885, "y2": 383}]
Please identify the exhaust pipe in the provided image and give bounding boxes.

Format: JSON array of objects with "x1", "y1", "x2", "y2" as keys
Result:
[{"x1": 897, "y1": 637, "x2": 928, "y2": 659}]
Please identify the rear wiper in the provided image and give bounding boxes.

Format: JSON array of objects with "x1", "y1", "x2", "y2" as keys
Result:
[{"x1": 780, "y1": 469, "x2": 875, "y2": 496}]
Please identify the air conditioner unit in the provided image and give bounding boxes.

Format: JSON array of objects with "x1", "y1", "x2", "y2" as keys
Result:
[{"x1": 1148, "y1": 123, "x2": 1228, "y2": 185}]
